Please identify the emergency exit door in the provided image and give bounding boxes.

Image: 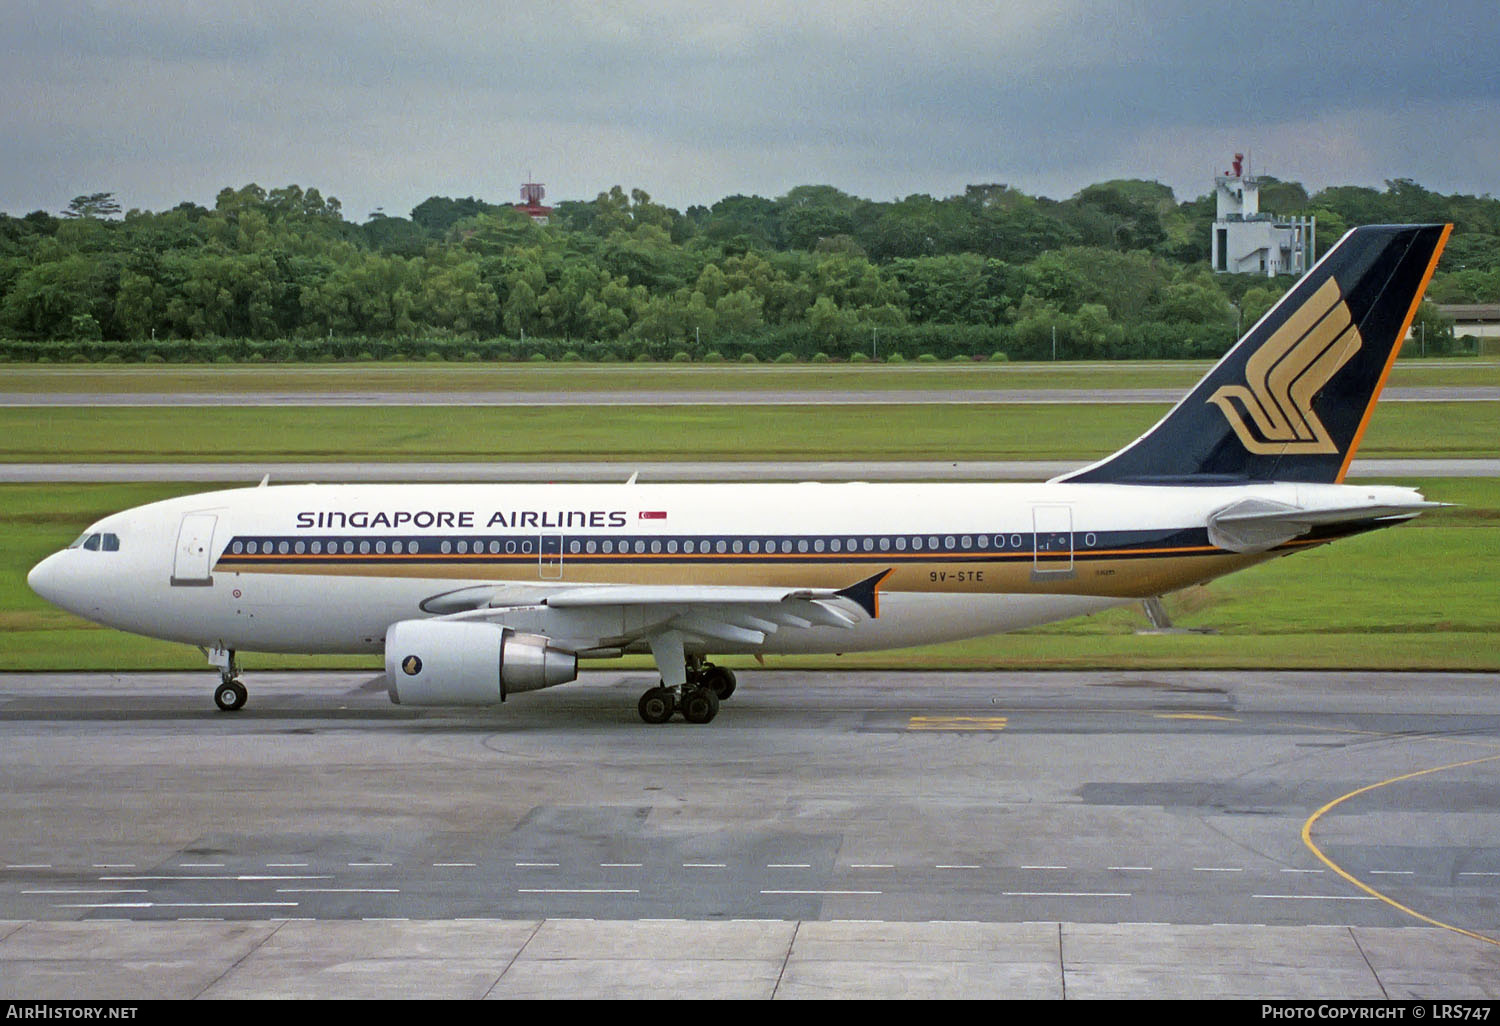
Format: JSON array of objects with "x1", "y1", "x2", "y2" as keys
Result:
[
  {"x1": 539, "y1": 534, "x2": 563, "y2": 579},
  {"x1": 1032, "y1": 505, "x2": 1074, "y2": 578}
]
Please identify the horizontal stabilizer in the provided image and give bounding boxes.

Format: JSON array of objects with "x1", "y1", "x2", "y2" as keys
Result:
[{"x1": 1207, "y1": 495, "x2": 1444, "y2": 553}]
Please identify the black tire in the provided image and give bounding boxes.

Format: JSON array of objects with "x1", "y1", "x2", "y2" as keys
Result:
[
  {"x1": 638, "y1": 687, "x2": 675, "y2": 724},
  {"x1": 680, "y1": 687, "x2": 719, "y2": 724},
  {"x1": 214, "y1": 679, "x2": 247, "y2": 713},
  {"x1": 702, "y1": 665, "x2": 737, "y2": 700}
]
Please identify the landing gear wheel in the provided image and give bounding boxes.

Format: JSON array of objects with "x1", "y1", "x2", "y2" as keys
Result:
[
  {"x1": 638, "y1": 687, "x2": 676, "y2": 724},
  {"x1": 214, "y1": 679, "x2": 247, "y2": 713},
  {"x1": 701, "y1": 665, "x2": 737, "y2": 701},
  {"x1": 680, "y1": 686, "x2": 720, "y2": 725}
]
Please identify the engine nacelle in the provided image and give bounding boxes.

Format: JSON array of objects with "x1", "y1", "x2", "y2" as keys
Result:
[{"x1": 384, "y1": 619, "x2": 578, "y2": 705}]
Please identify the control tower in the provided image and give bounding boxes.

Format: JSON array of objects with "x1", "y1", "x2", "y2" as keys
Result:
[{"x1": 1211, "y1": 154, "x2": 1314, "y2": 276}]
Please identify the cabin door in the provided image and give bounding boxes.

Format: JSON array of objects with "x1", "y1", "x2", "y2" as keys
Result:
[{"x1": 171, "y1": 513, "x2": 218, "y2": 586}]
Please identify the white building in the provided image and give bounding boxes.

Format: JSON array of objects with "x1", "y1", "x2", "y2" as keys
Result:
[{"x1": 1212, "y1": 154, "x2": 1314, "y2": 277}]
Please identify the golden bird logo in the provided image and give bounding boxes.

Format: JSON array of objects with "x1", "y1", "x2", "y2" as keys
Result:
[
  {"x1": 402, "y1": 655, "x2": 422, "y2": 676},
  {"x1": 1207, "y1": 278, "x2": 1361, "y2": 455}
]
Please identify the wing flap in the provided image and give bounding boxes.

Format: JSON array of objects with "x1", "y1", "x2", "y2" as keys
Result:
[{"x1": 429, "y1": 571, "x2": 893, "y2": 653}]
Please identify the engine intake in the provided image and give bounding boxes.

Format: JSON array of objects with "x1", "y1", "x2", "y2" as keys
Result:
[{"x1": 385, "y1": 619, "x2": 577, "y2": 705}]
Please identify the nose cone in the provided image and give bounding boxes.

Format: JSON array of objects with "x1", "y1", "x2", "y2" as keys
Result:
[{"x1": 27, "y1": 552, "x2": 64, "y2": 605}]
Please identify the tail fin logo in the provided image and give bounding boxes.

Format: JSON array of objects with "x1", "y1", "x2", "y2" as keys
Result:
[{"x1": 1206, "y1": 278, "x2": 1362, "y2": 455}]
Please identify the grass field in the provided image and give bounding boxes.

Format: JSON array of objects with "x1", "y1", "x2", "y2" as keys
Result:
[
  {"x1": 3, "y1": 400, "x2": 1497, "y2": 463},
  {"x1": 3, "y1": 356, "x2": 1493, "y2": 673},
  {"x1": 2, "y1": 355, "x2": 1496, "y2": 393},
  {"x1": 2, "y1": 477, "x2": 1495, "y2": 673}
]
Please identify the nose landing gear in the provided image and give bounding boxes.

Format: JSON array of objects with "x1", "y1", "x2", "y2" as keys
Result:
[
  {"x1": 204, "y1": 645, "x2": 247, "y2": 712},
  {"x1": 214, "y1": 677, "x2": 248, "y2": 712}
]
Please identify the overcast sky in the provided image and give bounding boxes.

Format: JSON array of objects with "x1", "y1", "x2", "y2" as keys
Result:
[{"x1": 4, "y1": 1, "x2": 1498, "y2": 222}]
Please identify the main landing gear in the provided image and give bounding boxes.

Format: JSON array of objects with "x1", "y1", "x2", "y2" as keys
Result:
[
  {"x1": 636, "y1": 646, "x2": 738, "y2": 725},
  {"x1": 205, "y1": 646, "x2": 247, "y2": 712}
]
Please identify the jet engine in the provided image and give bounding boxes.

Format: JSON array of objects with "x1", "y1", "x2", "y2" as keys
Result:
[{"x1": 385, "y1": 620, "x2": 577, "y2": 705}]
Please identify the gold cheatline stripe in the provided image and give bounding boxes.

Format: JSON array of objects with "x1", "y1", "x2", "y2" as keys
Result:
[{"x1": 1337, "y1": 223, "x2": 1453, "y2": 482}]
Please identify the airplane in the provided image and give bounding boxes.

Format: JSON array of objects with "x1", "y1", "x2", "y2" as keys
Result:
[{"x1": 27, "y1": 223, "x2": 1451, "y2": 724}]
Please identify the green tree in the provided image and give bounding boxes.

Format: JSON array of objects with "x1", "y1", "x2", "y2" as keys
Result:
[{"x1": 62, "y1": 192, "x2": 122, "y2": 220}]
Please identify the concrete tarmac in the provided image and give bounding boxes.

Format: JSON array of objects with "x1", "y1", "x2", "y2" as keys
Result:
[{"x1": 1, "y1": 669, "x2": 1497, "y2": 999}]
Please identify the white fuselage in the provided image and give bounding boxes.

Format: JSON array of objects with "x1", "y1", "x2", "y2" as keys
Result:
[{"x1": 27, "y1": 478, "x2": 1416, "y2": 659}]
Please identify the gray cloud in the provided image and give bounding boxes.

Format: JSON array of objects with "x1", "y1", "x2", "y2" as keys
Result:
[{"x1": 4, "y1": 1, "x2": 1497, "y2": 221}]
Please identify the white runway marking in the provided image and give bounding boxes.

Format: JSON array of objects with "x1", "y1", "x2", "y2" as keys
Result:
[
  {"x1": 1004, "y1": 891, "x2": 1130, "y2": 898},
  {"x1": 101, "y1": 874, "x2": 332, "y2": 881},
  {"x1": 56, "y1": 901, "x2": 300, "y2": 909}
]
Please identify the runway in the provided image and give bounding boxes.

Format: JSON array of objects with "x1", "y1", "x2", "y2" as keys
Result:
[
  {"x1": 3, "y1": 386, "x2": 1496, "y2": 406},
  {"x1": 2, "y1": 669, "x2": 1496, "y2": 998}
]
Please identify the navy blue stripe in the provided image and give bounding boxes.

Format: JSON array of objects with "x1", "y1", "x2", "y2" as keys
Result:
[{"x1": 214, "y1": 526, "x2": 1227, "y2": 567}]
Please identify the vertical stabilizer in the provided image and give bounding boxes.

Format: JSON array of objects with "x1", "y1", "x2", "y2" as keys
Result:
[{"x1": 1056, "y1": 223, "x2": 1451, "y2": 484}]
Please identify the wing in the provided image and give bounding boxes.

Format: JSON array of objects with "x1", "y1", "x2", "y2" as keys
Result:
[{"x1": 423, "y1": 569, "x2": 893, "y2": 654}]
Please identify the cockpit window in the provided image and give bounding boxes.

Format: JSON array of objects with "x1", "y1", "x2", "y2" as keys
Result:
[
  {"x1": 70, "y1": 532, "x2": 120, "y2": 552},
  {"x1": 83, "y1": 534, "x2": 101, "y2": 551},
  {"x1": 101, "y1": 533, "x2": 120, "y2": 551}
]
